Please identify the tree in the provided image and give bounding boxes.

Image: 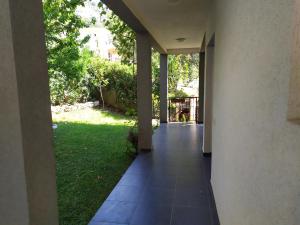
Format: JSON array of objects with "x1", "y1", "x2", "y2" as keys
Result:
[
  {"x1": 98, "y1": 2, "x2": 135, "y2": 65},
  {"x1": 43, "y1": 0, "x2": 93, "y2": 104},
  {"x1": 87, "y1": 58, "x2": 109, "y2": 108},
  {"x1": 168, "y1": 54, "x2": 199, "y2": 94}
]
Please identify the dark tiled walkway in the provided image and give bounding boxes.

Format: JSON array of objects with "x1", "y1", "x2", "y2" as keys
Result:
[{"x1": 89, "y1": 123, "x2": 219, "y2": 225}]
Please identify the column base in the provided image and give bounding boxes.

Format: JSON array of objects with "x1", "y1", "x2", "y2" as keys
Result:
[
  {"x1": 203, "y1": 152, "x2": 212, "y2": 157},
  {"x1": 139, "y1": 148, "x2": 152, "y2": 153}
]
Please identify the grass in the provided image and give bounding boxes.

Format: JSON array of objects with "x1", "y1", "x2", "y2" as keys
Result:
[{"x1": 52, "y1": 108, "x2": 134, "y2": 225}]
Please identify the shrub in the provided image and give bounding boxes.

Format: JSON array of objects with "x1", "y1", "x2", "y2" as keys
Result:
[
  {"x1": 88, "y1": 57, "x2": 137, "y2": 112},
  {"x1": 49, "y1": 49, "x2": 93, "y2": 105},
  {"x1": 126, "y1": 121, "x2": 138, "y2": 156},
  {"x1": 169, "y1": 89, "x2": 189, "y2": 98}
]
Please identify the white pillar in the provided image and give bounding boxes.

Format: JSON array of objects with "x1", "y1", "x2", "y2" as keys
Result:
[
  {"x1": 160, "y1": 54, "x2": 168, "y2": 123},
  {"x1": 0, "y1": 0, "x2": 59, "y2": 224},
  {"x1": 136, "y1": 33, "x2": 152, "y2": 151},
  {"x1": 203, "y1": 46, "x2": 214, "y2": 154},
  {"x1": 198, "y1": 52, "x2": 205, "y2": 123}
]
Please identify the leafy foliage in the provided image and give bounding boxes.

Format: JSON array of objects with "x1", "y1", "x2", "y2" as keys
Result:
[
  {"x1": 48, "y1": 48, "x2": 94, "y2": 104},
  {"x1": 43, "y1": 0, "x2": 93, "y2": 104},
  {"x1": 98, "y1": 2, "x2": 135, "y2": 65},
  {"x1": 87, "y1": 58, "x2": 137, "y2": 112},
  {"x1": 45, "y1": 0, "x2": 199, "y2": 109},
  {"x1": 168, "y1": 54, "x2": 199, "y2": 93}
]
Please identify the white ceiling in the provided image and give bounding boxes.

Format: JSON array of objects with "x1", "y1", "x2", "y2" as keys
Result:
[{"x1": 122, "y1": 0, "x2": 210, "y2": 53}]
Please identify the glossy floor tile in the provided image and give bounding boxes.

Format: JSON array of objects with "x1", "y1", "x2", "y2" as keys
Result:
[{"x1": 89, "y1": 123, "x2": 219, "y2": 225}]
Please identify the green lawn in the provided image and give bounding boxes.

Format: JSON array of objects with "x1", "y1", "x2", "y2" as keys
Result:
[{"x1": 52, "y1": 108, "x2": 134, "y2": 225}]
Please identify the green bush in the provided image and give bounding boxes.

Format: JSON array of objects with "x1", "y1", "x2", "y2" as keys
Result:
[
  {"x1": 87, "y1": 57, "x2": 137, "y2": 113},
  {"x1": 169, "y1": 89, "x2": 189, "y2": 98},
  {"x1": 49, "y1": 49, "x2": 93, "y2": 105},
  {"x1": 49, "y1": 50, "x2": 137, "y2": 111}
]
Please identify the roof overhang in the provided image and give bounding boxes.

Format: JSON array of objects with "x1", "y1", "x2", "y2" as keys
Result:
[{"x1": 102, "y1": 0, "x2": 209, "y2": 54}]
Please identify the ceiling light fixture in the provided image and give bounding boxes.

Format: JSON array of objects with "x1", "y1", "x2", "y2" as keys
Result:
[{"x1": 176, "y1": 37, "x2": 186, "y2": 42}]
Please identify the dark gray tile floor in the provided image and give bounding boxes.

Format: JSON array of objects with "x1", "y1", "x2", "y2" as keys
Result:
[{"x1": 89, "y1": 123, "x2": 219, "y2": 225}]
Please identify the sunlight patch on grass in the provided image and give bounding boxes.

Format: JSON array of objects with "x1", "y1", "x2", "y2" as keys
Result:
[{"x1": 52, "y1": 108, "x2": 132, "y2": 125}]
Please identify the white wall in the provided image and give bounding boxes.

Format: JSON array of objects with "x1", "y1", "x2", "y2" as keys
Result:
[
  {"x1": 0, "y1": 1, "x2": 30, "y2": 224},
  {"x1": 0, "y1": 0, "x2": 58, "y2": 224},
  {"x1": 209, "y1": 0, "x2": 300, "y2": 224}
]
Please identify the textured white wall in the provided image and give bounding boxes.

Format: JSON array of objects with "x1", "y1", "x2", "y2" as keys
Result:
[
  {"x1": 0, "y1": 1, "x2": 30, "y2": 224},
  {"x1": 209, "y1": 0, "x2": 300, "y2": 224},
  {"x1": 136, "y1": 33, "x2": 153, "y2": 150},
  {"x1": 288, "y1": 0, "x2": 300, "y2": 121},
  {"x1": 0, "y1": 0, "x2": 59, "y2": 224}
]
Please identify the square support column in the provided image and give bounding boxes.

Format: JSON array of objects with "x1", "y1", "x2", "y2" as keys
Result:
[
  {"x1": 160, "y1": 54, "x2": 168, "y2": 123},
  {"x1": 136, "y1": 33, "x2": 152, "y2": 151},
  {"x1": 198, "y1": 52, "x2": 205, "y2": 123},
  {"x1": 203, "y1": 45, "x2": 215, "y2": 154},
  {"x1": 0, "y1": 0, "x2": 58, "y2": 224}
]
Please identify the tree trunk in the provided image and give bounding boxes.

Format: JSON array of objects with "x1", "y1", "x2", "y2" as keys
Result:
[{"x1": 99, "y1": 83, "x2": 104, "y2": 109}]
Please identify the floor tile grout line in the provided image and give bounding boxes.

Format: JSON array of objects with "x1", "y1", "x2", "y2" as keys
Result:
[
  {"x1": 127, "y1": 166, "x2": 153, "y2": 225},
  {"x1": 169, "y1": 166, "x2": 179, "y2": 225},
  {"x1": 90, "y1": 124, "x2": 215, "y2": 225}
]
